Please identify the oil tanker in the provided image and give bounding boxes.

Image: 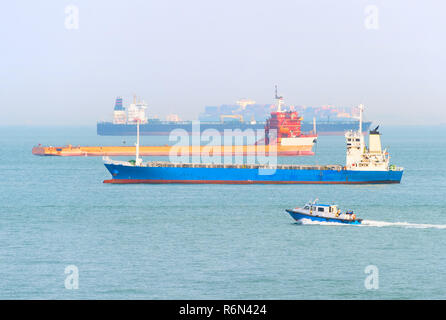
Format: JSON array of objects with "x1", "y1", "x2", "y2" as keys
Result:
[
  {"x1": 97, "y1": 94, "x2": 372, "y2": 136},
  {"x1": 103, "y1": 105, "x2": 403, "y2": 184}
]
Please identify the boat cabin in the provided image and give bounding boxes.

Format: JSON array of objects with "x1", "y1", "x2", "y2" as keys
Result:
[{"x1": 304, "y1": 204, "x2": 339, "y2": 214}]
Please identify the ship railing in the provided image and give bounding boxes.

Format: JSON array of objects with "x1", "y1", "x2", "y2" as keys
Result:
[
  {"x1": 144, "y1": 161, "x2": 343, "y2": 171},
  {"x1": 102, "y1": 156, "x2": 131, "y2": 166}
]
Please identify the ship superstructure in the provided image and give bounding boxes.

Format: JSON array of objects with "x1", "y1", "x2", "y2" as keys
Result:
[
  {"x1": 126, "y1": 96, "x2": 148, "y2": 124},
  {"x1": 111, "y1": 95, "x2": 148, "y2": 125},
  {"x1": 345, "y1": 105, "x2": 390, "y2": 171},
  {"x1": 264, "y1": 86, "x2": 316, "y2": 147}
]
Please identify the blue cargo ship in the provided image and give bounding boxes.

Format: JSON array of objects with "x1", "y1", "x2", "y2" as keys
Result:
[{"x1": 103, "y1": 105, "x2": 403, "y2": 184}]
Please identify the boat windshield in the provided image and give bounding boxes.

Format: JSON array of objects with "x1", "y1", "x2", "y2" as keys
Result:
[{"x1": 304, "y1": 206, "x2": 310, "y2": 210}]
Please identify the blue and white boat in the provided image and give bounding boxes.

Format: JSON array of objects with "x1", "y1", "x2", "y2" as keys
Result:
[{"x1": 286, "y1": 200, "x2": 362, "y2": 225}]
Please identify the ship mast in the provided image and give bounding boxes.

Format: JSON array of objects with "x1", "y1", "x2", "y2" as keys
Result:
[
  {"x1": 275, "y1": 85, "x2": 284, "y2": 112},
  {"x1": 358, "y1": 104, "x2": 363, "y2": 135},
  {"x1": 135, "y1": 118, "x2": 142, "y2": 166},
  {"x1": 358, "y1": 104, "x2": 364, "y2": 152}
]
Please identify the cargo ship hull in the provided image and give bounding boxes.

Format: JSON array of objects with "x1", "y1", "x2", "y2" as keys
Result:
[
  {"x1": 97, "y1": 121, "x2": 372, "y2": 136},
  {"x1": 103, "y1": 163, "x2": 403, "y2": 184}
]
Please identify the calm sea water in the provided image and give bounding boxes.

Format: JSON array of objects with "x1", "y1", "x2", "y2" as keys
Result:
[{"x1": 1, "y1": 125, "x2": 445, "y2": 299}]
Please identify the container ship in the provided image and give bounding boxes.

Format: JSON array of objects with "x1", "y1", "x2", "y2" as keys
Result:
[
  {"x1": 103, "y1": 105, "x2": 403, "y2": 184},
  {"x1": 97, "y1": 94, "x2": 372, "y2": 136}
]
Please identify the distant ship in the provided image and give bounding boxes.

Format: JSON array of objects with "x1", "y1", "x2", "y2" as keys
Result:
[
  {"x1": 97, "y1": 94, "x2": 372, "y2": 136},
  {"x1": 34, "y1": 88, "x2": 317, "y2": 156}
]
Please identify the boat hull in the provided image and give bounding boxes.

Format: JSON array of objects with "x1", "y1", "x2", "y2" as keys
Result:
[
  {"x1": 103, "y1": 163, "x2": 403, "y2": 184},
  {"x1": 286, "y1": 209, "x2": 362, "y2": 225}
]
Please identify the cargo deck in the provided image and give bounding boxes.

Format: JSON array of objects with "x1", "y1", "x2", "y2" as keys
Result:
[{"x1": 32, "y1": 144, "x2": 314, "y2": 157}]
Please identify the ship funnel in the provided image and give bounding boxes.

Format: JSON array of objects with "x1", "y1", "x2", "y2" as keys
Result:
[
  {"x1": 113, "y1": 97, "x2": 126, "y2": 124},
  {"x1": 369, "y1": 126, "x2": 382, "y2": 153},
  {"x1": 114, "y1": 97, "x2": 124, "y2": 111}
]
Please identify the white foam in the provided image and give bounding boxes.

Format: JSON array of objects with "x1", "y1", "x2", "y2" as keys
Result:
[
  {"x1": 297, "y1": 218, "x2": 446, "y2": 229},
  {"x1": 360, "y1": 220, "x2": 446, "y2": 229}
]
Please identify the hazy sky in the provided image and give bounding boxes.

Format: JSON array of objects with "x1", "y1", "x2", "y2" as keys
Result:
[{"x1": 1, "y1": 0, "x2": 445, "y2": 125}]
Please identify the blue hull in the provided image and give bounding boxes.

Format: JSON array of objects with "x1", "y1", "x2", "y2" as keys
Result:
[
  {"x1": 286, "y1": 209, "x2": 362, "y2": 225},
  {"x1": 104, "y1": 163, "x2": 403, "y2": 184}
]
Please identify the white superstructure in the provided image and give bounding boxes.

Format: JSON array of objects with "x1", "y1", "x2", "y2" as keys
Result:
[
  {"x1": 345, "y1": 104, "x2": 400, "y2": 171},
  {"x1": 113, "y1": 110, "x2": 127, "y2": 124},
  {"x1": 127, "y1": 95, "x2": 148, "y2": 124},
  {"x1": 112, "y1": 95, "x2": 149, "y2": 124}
]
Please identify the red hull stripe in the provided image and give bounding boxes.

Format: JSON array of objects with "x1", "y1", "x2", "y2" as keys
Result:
[{"x1": 103, "y1": 179, "x2": 400, "y2": 185}]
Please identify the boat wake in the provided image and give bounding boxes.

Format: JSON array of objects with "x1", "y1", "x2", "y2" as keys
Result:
[
  {"x1": 360, "y1": 220, "x2": 446, "y2": 229},
  {"x1": 297, "y1": 219, "x2": 446, "y2": 229}
]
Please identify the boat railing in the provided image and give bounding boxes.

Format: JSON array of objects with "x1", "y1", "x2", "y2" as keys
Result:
[
  {"x1": 103, "y1": 158, "x2": 345, "y2": 171},
  {"x1": 143, "y1": 161, "x2": 343, "y2": 171},
  {"x1": 102, "y1": 156, "x2": 130, "y2": 166}
]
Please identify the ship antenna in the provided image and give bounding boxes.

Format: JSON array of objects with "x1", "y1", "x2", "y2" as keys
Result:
[
  {"x1": 358, "y1": 104, "x2": 364, "y2": 152},
  {"x1": 275, "y1": 85, "x2": 283, "y2": 112},
  {"x1": 358, "y1": 104, "x2": 363, "y2": 134}
]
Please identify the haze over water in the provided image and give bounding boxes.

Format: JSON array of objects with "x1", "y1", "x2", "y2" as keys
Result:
[{"x1": 1, "y1": 1, "x2": 445, "y2": 125}]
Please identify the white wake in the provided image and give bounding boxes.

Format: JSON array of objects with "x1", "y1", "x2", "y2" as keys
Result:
[
  {"x1": 297, "y1": 218, "x2": 446, "y2": 229},
  {"x1": 360, "y1": 220, "x2": 446, "y2": 229}
]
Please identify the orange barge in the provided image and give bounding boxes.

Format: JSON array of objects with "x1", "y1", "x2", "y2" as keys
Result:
[{"x1": 32, "y1": 144, "x2": 315, "y2": 157}]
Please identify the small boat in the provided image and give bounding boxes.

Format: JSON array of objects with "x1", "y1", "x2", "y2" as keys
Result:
[{"x1": 286, "y1": 200, "x2": 362, "y2": 225}]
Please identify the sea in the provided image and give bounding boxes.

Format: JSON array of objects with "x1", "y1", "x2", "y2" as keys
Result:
[{"x1": 1, "y1": 125, "x2": 445, "y2": 299}]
